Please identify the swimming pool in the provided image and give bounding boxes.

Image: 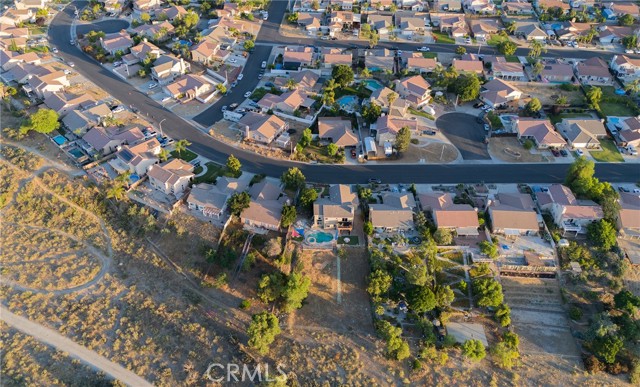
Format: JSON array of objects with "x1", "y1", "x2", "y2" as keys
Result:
[
  {"x1": 609, "y1": 117, "x2": 620, "y2": 124},
  {"x1": 68, "y1": 148, "x2": 84, "y2": 159},
  {"x1": 306, "y1": 231, "x2": 334, "y2": 244},
  {"x1": 52, "y1": 135, "x2": 67, "y2": 145},
  {"x1": 178, "y1": 40, "x2": 192, "y2": 47},
  {"x1": 363, "y1": 79, "x2": 384, "y2": 91},
  {"x1": 336, "y1": 95, "x2": 359, "y2": 112}
]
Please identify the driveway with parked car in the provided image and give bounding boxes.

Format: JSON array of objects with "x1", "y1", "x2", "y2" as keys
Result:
[{"x1": 436, "y1": 112, "x2": 491, "y2": 160}]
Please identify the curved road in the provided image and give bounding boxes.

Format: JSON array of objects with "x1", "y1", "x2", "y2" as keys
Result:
[{"x1": 49, "y1": 3, "x2": 640, "y2": 184}]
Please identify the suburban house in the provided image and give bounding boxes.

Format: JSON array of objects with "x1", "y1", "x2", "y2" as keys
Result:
[
  {"x1": 0, "y1": 9, "x2": 34, "y2": 26},
  {"x1": 239, "y1": 112, "x2": 288, "y2": 144},
  {"x1": 25, "y1": 70, "x2": 70, "y2": 99},
  {"x1": 488, "y1": 193, "x2": 540, "y2": 236},
  {"x1": 537, "y1": 184, "x2": 603, "y2": 234},
  {"x1": 3, "y1": 62, "x2": 48, "y2": 85},
  {"x1": 190, "y1": 40, "x2": 230, "y2": 65},
  {"x1": 431, "y1": 13, "x2": 466, "y2": 34},
  {"x1": 161, "y1": 5, "x2": 188, "y2": 21},
  {"x1": 536, "y1": 0, "x2": 570, "y2": 14},
  {"x1": 503, "y1": 0, "x2": 534, "y2": 14},
  {"x1": 375, "y1": 116, "x2": 421, "y2": 146},
  {"x1": 130, "y1": 40, "x2": 164, "y2": 61},
  {"x1": 14, "y1": 0, "x2": 46, "y2": 10},
  {"x1": 480, "y1": 78, "x2": 522, "y2": 108},
  {"x1": 368, "y1": 14, "x2": 393, "y2": 36},
  {"x1": 617, "y1": 192, "x2": 640, "y2": 239},
  {"x1": 313, "y1": 184, "x2": 359, "y2": 232},
  {"x1": 470, "y1": 19, "x2": 500, "y2": 41},
  {"x1": 514, "y1": 118, "x2": 567, "y2": 149},
  {"x1": 241, "y1": 179, "x2": 287, "y2": 231},
  {"x1": 556, "y1": 118, "x2": 608, "y2": 149},
  {"x1": 369, "y1": 201, "x2": 414, "y2": 232},
  {"x1": 81, "y1": 126, "x2": 145, "y2": 156},
  {"x1": 418, "y1": 192, "x2": 480, "y2": 236},
  {"x1": 435, "y1": 0, "x2": 463, "y2": 12},
  {"x1": 370, "y1": 87, "x2": 410, "y2": 117},
  {"x1": 610, "y1": 55, "x2": 640, "y2": 81},
  {"x1": 187, "y1": 183, "x2": 230, "y2": 219},
  {"x1": 43, "y1": 93, "x2": 96, "y2": 117},
  {"x1": 598, "y1": 26, "x2": 636, "y2": 44},
  {"x1": 133, "y1": 0, "x2": 162, "y2": 12},
  {"x1": 322, "y1": 50, "x2": 352, "y2": 69},
  {"x1": 283, "y1": 46, "x2": 314, "y2": 70},
  {"x1": 452, "y1": 58, "x2": 485, "y2": 75},
  {"x1": 297, "y1": 12, "x2": 322, "y2": 32},
  {"x1": 62, "y1": 110, "x2": 95, "y2": 133},
  {"x1": 163, "y1": 75, "x2": 214, "y2": 102},
  {"x1": 491, "y1": 61, "x2": 526, "y2": 81},
  {"x1": 553, "y1": 21, "x2": 592, "y2": 42},
  {"x1": 396, "y1": 16, "x2": 427, "y2": 37},
  {"x1": 147, "y1": 159, "x2": 195, "y2": 198},
  {"x1": 516, "y1": 23, "x2": 548, "y2": 40},
  {"x1": 133, "y1": 21, "x2": 175, "y2": 41},
  {"x1": 0, "y1": 50, "x2": 40, "y2": 71},
  {"x1": 575, "y1": 57, "x2": 612, "y2": 85},
  {"x1": 0, "y1": 24, "x2": 29, "y2": 39},
  {"x1": 109, "y1": 137, "x2": 161, "y2": 176},
  {"x1": 604, "y1": 2, "x2": 640, "y2": 18},
  {"x1": 257, "y1": 89, "x2": 308, "y2": 115},
  {"x1": 151, "y1": 55, "x2": 190, "y2": 85},
  {"x1": 100, "y1": 30, "x2": 134, "y2": 55},
  {"x1": 364, "y1": 49, "x2": 396, "y2": 72},
  {"x1": 616, "y1": 116, "x2": 640, "y2": 147},
  {"x1": 317, "y1": 117, "x2": 358, "y2": 148},
  {"x1": 540, "y1": 62, "x2": 574, "y2": 83},
  {"x1": 327, "y1": 11, "x2": 358, "y2": 33},
  {"x1": 393, "y1": 75, "x2": 431, "y2": 108},
  {"x1": 397, "y1": 0, "x2": 427, "y2": 11},
  {"x1": 406, "y1": 57, "x2": 438, "y2": 74},
  {"x1": 465, "y1": 0, "x2": 495, "y2": 13}
]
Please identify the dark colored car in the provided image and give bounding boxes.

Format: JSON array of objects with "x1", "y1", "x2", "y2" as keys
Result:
[
  {"x1": 560, "y1": 149, "x2": 568, "y2": 157},
  {"x1": 369, "y1": 178, "x2": 382, "y2": 184},
  {"x1": 350, "y1": 148, "x2": 357, "y2": 158},
  {"x1": 551, "y1": 149, "x2": 560, "y2": 157}
]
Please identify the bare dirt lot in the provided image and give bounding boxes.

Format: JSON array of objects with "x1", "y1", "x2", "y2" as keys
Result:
[
  {"x1": 502, "y1": 277, "x2": 579, "y2": 356},
  {"x1": 292, "y1": 248, "x2": 374, "y2": 334},
  {"x1": 400, "y1": 142, "x2": 459, "y2": 163},
  {"x1": 488, "y1": 137, "x2": 551, "y2": 163},
  {"x1": 514, "y1": 82, "x2": 585, "y2": 106}
]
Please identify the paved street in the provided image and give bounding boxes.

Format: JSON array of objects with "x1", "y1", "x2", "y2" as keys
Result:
[
  {"x1": 436, "y1": 113, "x2": 490, "y2": 160},
  {"x1": 48, "y1": 1, "x2": 640, "y2": 184}
]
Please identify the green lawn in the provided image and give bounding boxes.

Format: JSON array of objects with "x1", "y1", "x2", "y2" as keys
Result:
[
  {"x1": 335, "y1": 85, "x2": 371, "y2": 99},
  {"x1": 250, "y1": 87, "x2": 269, "y2": 101},
  {"x1": 27, "y1": 26, "x2": 47, "y2": 35},
  {"x1": 432, "y1": 31, "x2": 455, "y2": 44},
  {"x1": 589, "y1": 139, "x2": 624, "y2": 162},
  {"x1": 600, "y1": 101, "x2": 637, "y2": 117},
  {"x1": 25, "y1": 45, "x2": 49, "y2": 53},
  {"x1": 486, "y1": 34, "x2": 509, "y2": 46},
  {"x1": 337, "y1": 235, "x2": 359, "y2": 245},
  {"x1": 171, "y1": 149, "x2": 198, "y2": 162},
  {"x1": 422, "y1": 52, "x2": 438, "y2": 59},
  {"x1": 549, "y1": 113, "x2": 591, "y2": 125},
  {"x1": 505, "y1": 55, "x2": 520, "y2": 63},
  {"x1": 193, "y1": 162, "x2": 221, "y2": 184}
]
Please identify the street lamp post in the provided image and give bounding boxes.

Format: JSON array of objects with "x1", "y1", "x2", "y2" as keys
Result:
[{"x1": 159, "y1": 118, "x2": 166, "y2": 137}]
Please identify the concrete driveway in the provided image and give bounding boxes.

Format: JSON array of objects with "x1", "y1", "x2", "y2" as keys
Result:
[{"x1": 436, "y1": 112, "x2": 491, "y2": 160}]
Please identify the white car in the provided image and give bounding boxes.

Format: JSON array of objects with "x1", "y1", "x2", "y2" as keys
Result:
[
  {"x1": 52, "y1": 47, "x2": 58, "y2": 53},
  {"x1": 237, "y1": 73, "x2": 244, "y2": 81},
  {"x1": 111, "y1": 105, "x2": 125, "y2": 113},
  {"x1": 244, "y1": 91, "x2": 252, "y2": 98},
  {"x1": 261, "y1": 61, "x2": 267, "y2": 68},
  {"x1": 229, "y1": 58, "x2": 237, "y2": 63},
  {"x1": 417, "y1": 47, "x2": 430, "y2": 52},
  {"x1": 263, "y1": 13, "x2": 268, "y2": 20},
  {"x1": 113, "y1": 61, "x2": 122, "y2": 67},
  {"x1": 63, "y1": 69, "x2": 72, "y2": 75},
  {"x1": 148, "y1": 82, "x2": 158, "y2": 89},
  {"x1": 67, "y1": 61, "x2": 75, "y2": 67},
  {"x1": 576, "y1": 149, "x2": 584, "y2": 156}
]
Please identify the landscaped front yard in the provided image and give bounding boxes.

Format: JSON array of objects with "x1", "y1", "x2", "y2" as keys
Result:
[
  {"x1": 486, "y1": 34, "x2": 510, "y2": 46},
  {"x1": 432, "y1": 31, "x2": 455, "y2": 44},
  {"x1": 589, "y1": 139, "x2": 624, "y2": 162},
  {"x1": 593, "y1": 86, "x2": 640, "y2": 117},
  {"x1": 171, "y1": 149, "x2": 198, "y2": 162},
  {"x1": 193, "y1": 162, "x2": 221, "y2": 184}
]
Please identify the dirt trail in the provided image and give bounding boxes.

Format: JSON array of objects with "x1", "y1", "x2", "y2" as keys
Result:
[{"x1": 0, "y1": 306, "x2": 153, "y2": 387}]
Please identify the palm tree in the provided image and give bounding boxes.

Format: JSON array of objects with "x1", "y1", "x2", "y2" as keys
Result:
[
  {"x1": 528, "y1": 40, "x2": 546, "y2": 58},
  {"x1": 285, "y1": 79, "x2": 297, "y2": 90},
  {"x1": 174, "y1": 139, "x2": 192, "y2": 157},
  {"x1": 115, "y1": 171, "x2": 131, "y2": 185},
  {"x1": 158, "y1": 148, "x2": 170, "y2": 162},
  {"x1": 106, "y1": 184, "x2": 126, "y2": 201},
  {"x1": 387, "y1": 92, "x2": 398, "y2": 106},
  {"x1": 361, "y1": 67, "x2": 372, "y2": 78},
  {"x1": 624, "y1": 79, "x2": 640, "y2": 94},
  {"x1": 587, "y1": 87, "x2": 602, "y2": 106}
]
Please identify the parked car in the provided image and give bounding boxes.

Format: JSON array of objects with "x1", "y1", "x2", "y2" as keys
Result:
[
  {"x1": 423, "y1": 130, "x2": 436, "y2": 135},
  {"x1": 258, "y1": 74, "x2": 263, "y2": 79},
  {"x1": 148, "y1": 82, "x2": 158, "y2": 89},
  {"x1": 111, "y1": 105, "x2": 125, "y2": 113},
  {"x1": 52, "y1": 47, "x2": 58, "y2": 53},
  {"x1": 618, "y1": 186, "x2": 630, "y2": 192},
  {"x1": 368, "y1": 178, "x2": 382, "y2": 184},
  {"x1": 231, "y1": 81, "x2": 238, "y2": 88},
  {"x1": 67, "y1": 61, "x2": 75, "y2": 67},
  {"x1": 63, "y1": 69, "x2": 72, "y2": 75},
  {"x1": 244, "y1": 91, "x2": 252, "y2": 98},
  {"x1": 263, "y1": 13, "x2": 268, "y2": 20},
  {"x1": 113, "y1": 61, "x2": 122, "y2": 67},
  {"x1": 417, "y1": 47, "x2": 430, "y2": 52},
  {"x1": 70, "y1": 39, "x2": 75, "y2": 45},
  {"x1": 229, "y1": 58, "x2": 237, "y2": 63},
  {"x1": 560, "y1": 149, "x2": 568, "y2": 157},
  {"x1": 576, "y1": 149, "x2": 584, "y2": 156},
  {"x1": 350, "y1": 148, "x2": 357, "y2": 158},
  {"x1": 229, "y1": 103, "x2": 239, "y2": 109},
  {"x1": 320, "y1": 36, "x2": 329, "y2": 40},
  {"x1": 484, "y1": 124, "x2": 490, "y2": 131},
  {"x1": 551, "y1": 149, "x2": 560, "y2": 157},
  {"x1": 221, "y1": 105, "x2": 228, "y2": 111},
  {"x1": 237, "y1": 74, "x2": 244, "y2": 81},
  {"x1": 261, "y1": 61, "x2": 267, "y2": 68},
  {"x1": 265, "y1": 82, "x2": 275, "y2": 88}
]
